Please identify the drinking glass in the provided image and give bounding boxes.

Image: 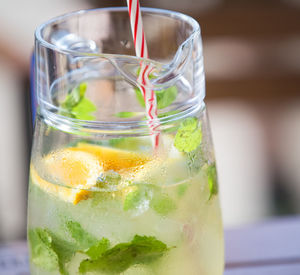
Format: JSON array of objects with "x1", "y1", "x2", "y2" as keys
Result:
[{"x1": 28, "y1": 7, "x2": 224, "y2": 275}]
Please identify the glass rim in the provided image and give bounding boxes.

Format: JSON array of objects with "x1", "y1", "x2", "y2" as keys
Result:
[
  {"x1": 35, "y1": 6, "x2": 201, "y2": 58},
  {"x1": 35, "y1": 7, "x2": 204, "y2": 134}
]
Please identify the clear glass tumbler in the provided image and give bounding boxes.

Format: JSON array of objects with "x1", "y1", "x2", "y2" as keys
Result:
[{"x1": 28, "y1": 7, "x2": 224, "y2": 275}]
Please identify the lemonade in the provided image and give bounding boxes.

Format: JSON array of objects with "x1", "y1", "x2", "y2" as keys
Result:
[
  {"x1": 30, "y1": 7, "x2": 224, "y2": 275},
  {"x1": 27, "y1": 113, "x2": 224, "y2": 275}
]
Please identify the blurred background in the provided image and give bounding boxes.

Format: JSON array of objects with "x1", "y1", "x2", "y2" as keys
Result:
[{"x1": 0, "y1": 0, "x2": 300, "y2": 242}]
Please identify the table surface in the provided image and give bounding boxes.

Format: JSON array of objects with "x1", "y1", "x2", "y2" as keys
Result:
[{"x1": 1, "y1": 216, "x2": 300, "y2": 275}]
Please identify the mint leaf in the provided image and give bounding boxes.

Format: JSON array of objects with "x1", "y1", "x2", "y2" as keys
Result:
[
  {"x1": 79, "y1": 235, "x2": 170, "y2": 274},
  {"x1": 155, "y1": 86, "x2": 178, "y2": 109},
  {"x1": 60, "y1": 83, "x2": 96, "y2": 120},
  {"x1": 174, "y1": 117, "x2": 202, "y2": 153},
  {"x1": 84, "y1": 238, "x2": 110, "y2": 260},
  {"x1": 28, "y1": 227, "x2": 80, "y2": 275},
  {"x1": 28, "y1": 228, "x2": 59, "y2": 272},
  {"x1": 123, "y1": 185, "x2": 153, "y2": 212},
  {"x1": 29, "y1": 222, "x2": 107, "y2": 275},
  {"x1": 150, "y1": 193, "x2": 176, "y2": 216},
  {"x1": 135, "y1": 86, "x2": 178, "y2": 110},
  {"x1": 187, "y1": 147, "x2": 205, "y2": 175},
  {"x1": 134, "y1": 68, "x2": 177, "y2": 110},
  {"x1": 71, "y1": 97, "x2": 97, "y2": 120},
  {"x1": 49, "y1": 231, "x2": 78, "y2": 275},
  {"x1": 66, "y1": 221, "x2": 97, "y2": 250},
  {"x1": 124, "y1": 185, "x2": 176, "y2": 216},
  {"x1": 135, "y1": 88, "x2": 146, "y2": 107},
  {"x1": 115, "y1": 111, "x2": 142, "y2": 118},
  {"x1": 207, "y1": 164, "x2": 218, "y2": 199},
  {"x1": 61, "y1": 83, "x2": 86, "y2": 109},
  {"x1": 130, "y1": 235, "x2": 169, "y2": 263}
]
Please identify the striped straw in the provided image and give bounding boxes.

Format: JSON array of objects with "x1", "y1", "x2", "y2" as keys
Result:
[{"x1": 127, "y1": 0, "x2": 160, "y2": 148}]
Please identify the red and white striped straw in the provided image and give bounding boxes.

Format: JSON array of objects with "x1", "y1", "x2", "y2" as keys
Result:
[{"x1": 126, "y1": 0, "x2": 160, "y2": 148}]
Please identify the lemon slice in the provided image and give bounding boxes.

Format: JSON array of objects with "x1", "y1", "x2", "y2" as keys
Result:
[
  {"x1": 30, "y1": 166, "x2": 92, "y2": 205},
  {"x1": 71, "y1": 142, "x2": 150, "y2": 172},
  {"x1": 31, "y1": 149, "x2": 103, "y2": 204},
  {"x1": 30, "y1": 144, "x2": 151, "y2": 204}
]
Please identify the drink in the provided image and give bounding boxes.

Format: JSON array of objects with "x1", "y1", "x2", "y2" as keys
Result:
[
  {"x1": 29, "y1": 7, "x2": 224, "y2": 275},
  {"x1": 28, "y1": 112, "x2": 223, "y2": 275}
]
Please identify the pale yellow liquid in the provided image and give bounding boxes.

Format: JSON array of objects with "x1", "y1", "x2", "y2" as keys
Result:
[{"x1": 28, "y1": 148, "x2": 224, "y2": 275}]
